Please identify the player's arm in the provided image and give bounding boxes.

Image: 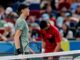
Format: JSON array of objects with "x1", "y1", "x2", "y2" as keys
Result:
[
  {"x1": 40, "y1": 30, "x2": 46, "y2": 53},
  {"x1": 54, "y1": 28, "x2": 61, "y2": 52},
  {"x1": 42, "y1": 39, "x2": 45, "y2": 49},
  {"x1": 54, "y1": 42, "x2": 61, "y2": 52},
  {"x1": 42, "y1": 39, "x2": 46, "y2": 53},
  {"x1": 14, "y1": 30, "x2": 22, "y2": 49},
  {"x1": 14, "y1": 30, "x2": 22, "y2": 54},
  {"x1": 14, "y1": 21, "x2": 25, "y2": 54}
]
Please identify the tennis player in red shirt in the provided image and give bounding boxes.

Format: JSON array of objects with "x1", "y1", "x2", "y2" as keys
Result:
[{"x1": 40, "y1": 20, "x2": 61, "y2": 60}]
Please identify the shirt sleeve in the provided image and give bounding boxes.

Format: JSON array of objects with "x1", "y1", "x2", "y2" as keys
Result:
[
  {"x1": 53, "y1": 26, "x2": 61, "y2": 43},
  {"x1": 15, "y1": 21, "x2": 25, "y2": 31},
  {"x1": 40, "y1": 30, "x2": 46, "y2": 41}
]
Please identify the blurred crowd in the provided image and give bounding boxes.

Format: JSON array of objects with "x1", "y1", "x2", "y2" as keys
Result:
[{"x1": 0, "y1": 0, "x2": 80, "y2": 42}]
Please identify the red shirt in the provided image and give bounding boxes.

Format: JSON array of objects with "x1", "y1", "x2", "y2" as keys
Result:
[
  {"x1": 40, "y1": 26, "x2": 61, "y2": 53},
  {"x1": 57, "y1": 2, "x2": 70, "y2": 11}
]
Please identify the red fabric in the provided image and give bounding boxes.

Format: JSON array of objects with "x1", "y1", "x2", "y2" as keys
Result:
[
  {"x1": 30, "y1": 10, "x2": 41, "y2": 18},
  {"x1": 40, "y1": 26, "x2": 61, "y2": 53},
  {"x1": 0, "y1": 29, "x2": 4, "y2": 34},
  {"x1": 57, "y1": 2, "x2": 70, "y2": 11},
  {"x1": 50, "y1": 18, "x2": 56, "y2": 26},
  {"x1": 5, "y1": 18, "x2": 15, "y2": 25}
]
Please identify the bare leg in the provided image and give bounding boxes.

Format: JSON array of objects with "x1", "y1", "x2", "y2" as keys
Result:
[{"x1": 48, "y1": 57, "x2": 53, "y2": 60}]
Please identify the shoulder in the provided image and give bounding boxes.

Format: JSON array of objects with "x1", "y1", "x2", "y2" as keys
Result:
[
  {"x1": 16, "y1": 18, "x2": 25, "y2": 25},
  {"x1": 68, "y1": 30, "x2": 73, "y2": 34},
  {"x1": 50, "y1": 26, "x2": 60, "y2": 34},
  {"x1": 50, "y1": 26, "x2": 58, "y2": 31},
  {"x1": 57, "y1": 17, "x2": 64, "y2": 20},
  {"x1": 16, "y1": 17, "x2": 23, "y2": 22}
]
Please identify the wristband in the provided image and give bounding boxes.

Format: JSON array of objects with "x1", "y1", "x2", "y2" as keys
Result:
[
  {"x1": 16, "y1": 48, "x2": 23, "y2": 55},
  {"x1": 42, "y1": 48, "x2": 45, "y2": 53}
]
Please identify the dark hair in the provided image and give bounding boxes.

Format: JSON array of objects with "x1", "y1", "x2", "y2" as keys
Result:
[
  {"x1": 75, "y1": 5, "x2": 80, "y2": 14},
  {"x1": 17, "y1": 4, "x2": 29, "y2": 15},
  {"x1": 39, "y1": 20, "x2": 48, "y2": 29},
  {"x1": 0, "y1": 5, "x2": 4, "y2": 8},
  {"x1": 63, "y1": 24, "x2": 69, "y2": 37}
]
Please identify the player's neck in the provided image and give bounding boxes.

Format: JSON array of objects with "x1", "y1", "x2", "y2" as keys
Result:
[
  {"x1": 20, "y1": 14, "x2": 27, "y2": 20},
  {"x1": 44, "y1": 26, "x2": 49, "y2": 30}
]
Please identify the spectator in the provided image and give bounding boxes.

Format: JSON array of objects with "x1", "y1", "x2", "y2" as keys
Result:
[
  {"x1": 27, "y1": 15, "x2": 40, "y2": 28},
  {"x1": 46, "y1": 4, "x2": 58, "y2": 18},
  {"x1": 63, "y1": 13, "x2": 71, "y2": 26},
  {"x1": 60, "y1": 24, "x2": 74, "y2": 39},
  {"x1": 76, "y1": 19, "x2": 80, "y2": 30},
  {"x1": 69, "y1": 5, "x2": 80, "y2": 37},
  {"x1": 76, "y1": 19, "x2": 80, "y2": 40},
  {"x1": 41, "y1": 13, "x2": 55, "y2": 26},
  {"x1": 70, "y1": 0, "x2": 80, "y2": 13},
  {"x1": 0, "y1": 0, "x2": 20, "y2": 8},
  {"x1": 5, "y1": 12, "x2": 18, "y2": 25},
  {"x1": 31, "y1": 28, "x2": 41, "y2": 41},
  {"x1": 40, "y1": 0, "x2": 49, "y2": 10},
  {"x1": 0, "y1": 5, "x2": 5, "y2": 20},
  {"x1": 63, "y1": 12, "x2": 78, "y2": 37},
  {"x1": 68, "y1": 17, "x2": 79, "y2": 37},
  {"x1": 28, "y1": 19, "x2": 41, "y2": 41},
  {"x1": 41, "y1": 13, "x2": 49, "y2": 21},
  {"x1": 57, "y1": 0, "x2": 70, "y2": 11},
  {"x1": 27, "y1": 15, "x2": 36, "y2": 23},
  {"x1": 5, "y1": 7, "x2": 13, "y2": 15},
  {"x1": 73, "y1": 5, "x2": 80, "y2": 19},
  {"x1": 42, "y1": 4, "x2": 57, "y2": 26},
  {"x1": 50, "y1": 0, "x2": 56, "y2": 10},
  {"x1": 0, "y1": 23, "x2": 15, "y2": 41},
  {"x1": 41, "y1": 1, "x2": 58, "y2": 17},
  {"x1": 56, "y1": 11, "x2": 66, "y2": 29}
]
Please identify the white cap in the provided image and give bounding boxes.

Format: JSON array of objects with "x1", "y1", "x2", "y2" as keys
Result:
[
  {"x1": 4, "y1": 22, "x2": 14, "y2": 28},
  {"x1": 42, "y1": 13, "x2": 49, "y2": 21},
  {"x1": 5, "y1": 7, "x2": 13, "y2": 14},
  {"x1": 4, "y1": 23, "x2": 9, "y2": 27},
  {"x1": 4, "y1": 22, "x2": 15, "y2": 35}
]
